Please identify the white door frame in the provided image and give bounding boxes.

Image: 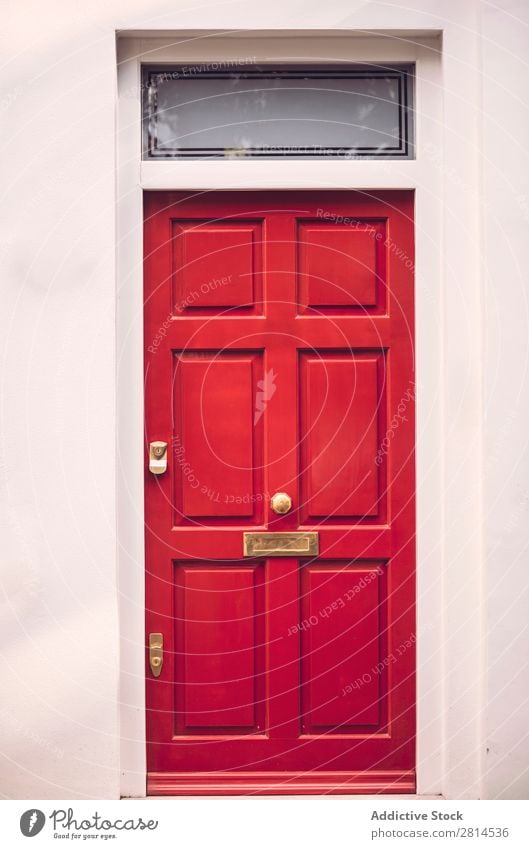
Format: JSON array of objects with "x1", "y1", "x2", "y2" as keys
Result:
[{"x1": 116, "y1": 31, "x2": 483, "y2": 799}]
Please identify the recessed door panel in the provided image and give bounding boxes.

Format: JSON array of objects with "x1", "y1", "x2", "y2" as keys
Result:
[
  {"x1": 174, "y1": 563, "x2": 265, "y2": 733},
  {"x1": 173, "y1": 352, "x2": 264, "y2": 522},
  {"x1": 172, "y1": 220, "x2": 263, "y2": 313},
  {"x1": 299, "y1": 353, "x2": 384, "y2": 522},
  {"x1": 300, "y1": 562, "x2": 386, "y2": 732},
  {"x1": 298, "y1": 219, "x2": 387, "y2": 313}
]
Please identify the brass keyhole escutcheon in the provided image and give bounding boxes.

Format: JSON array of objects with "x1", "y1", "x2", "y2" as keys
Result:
[
  {"x1": 149, "y1": 633, "x2": 163, "y2": 677},
  {"x1": 270, "y1": 492, "x2": 292, "y2": 515}
]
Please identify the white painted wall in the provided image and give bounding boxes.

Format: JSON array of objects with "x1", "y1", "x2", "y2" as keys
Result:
[
  {"x1": 480, "y1": 1, "x2": 529, "y2": 801},
  {"x1": 0, "y1": 0, "x2": 527, "y2": 800},
  {"x1": 0, "y1": 17, "x2": 119, "y2": 798}
]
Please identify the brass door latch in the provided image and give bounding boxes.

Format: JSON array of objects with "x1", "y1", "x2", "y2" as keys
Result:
[
  {"x1": 149, "y1": 633, "x2": 163, "y2": 677},
  {"x1": 149, "y1": 441, "x2": 168, "y2": 475}
]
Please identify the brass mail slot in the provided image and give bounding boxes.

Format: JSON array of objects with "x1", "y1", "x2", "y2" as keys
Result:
[{"x1": 243, "y1": 531, "x2": 319, "y2": 557}]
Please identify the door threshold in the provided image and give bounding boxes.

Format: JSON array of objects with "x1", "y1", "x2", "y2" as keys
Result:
[
  {"x1": 147, "y1": 770, "x2": 416, "y2": 796},
  {"x1": 143, "y1": 795, "x2": 442, "y2": 800}
]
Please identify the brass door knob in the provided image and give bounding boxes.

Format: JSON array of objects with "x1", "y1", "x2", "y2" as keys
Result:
[{"x1": 270, "y1": 492, "x2": 292, "y2": 515}]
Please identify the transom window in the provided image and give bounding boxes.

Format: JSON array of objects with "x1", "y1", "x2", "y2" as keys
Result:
[{"x1": 142, "y1": 64, "x2": 415, "y2": 160}]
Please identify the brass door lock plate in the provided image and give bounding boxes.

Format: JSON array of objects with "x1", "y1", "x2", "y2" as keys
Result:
[
  {"x1": 244, "y1": 531, "x2": 318, "y2": 557},
  {"x1": 149, "y1": 441, "x2": 168, "y2": 475},
  {"x1": 149, "y1": 633, "x2": 163, "y2": 677}
]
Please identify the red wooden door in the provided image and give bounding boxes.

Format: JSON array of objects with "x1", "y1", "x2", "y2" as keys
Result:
[{"x1": 144, "y1": 191, "x2": 415, "y2": 795}]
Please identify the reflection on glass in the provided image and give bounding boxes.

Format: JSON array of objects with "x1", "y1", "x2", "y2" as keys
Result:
[{"x1": 143, "y1": 67, "x2": 414, "y2": 159}]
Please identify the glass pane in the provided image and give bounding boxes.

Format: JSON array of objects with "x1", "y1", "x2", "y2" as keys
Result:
[{"x1": 143, "y1": 66, "x2": 414, "y2": 159}]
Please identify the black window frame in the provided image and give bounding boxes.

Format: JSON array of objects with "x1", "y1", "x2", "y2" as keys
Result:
[{"x1": 142, "y1": 64, "x2": 415, "y2": 160}]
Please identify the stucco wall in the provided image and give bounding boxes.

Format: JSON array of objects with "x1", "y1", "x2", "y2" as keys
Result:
[
  {"x1": 0, "y1": 18, "x2": 118, "y2": 797},
  {"x1": 0, "y1": 0, "x2": 528, "y2": 799},
  {"x1": 480, "y1": 0, "x2": 529, "y2": 800}
]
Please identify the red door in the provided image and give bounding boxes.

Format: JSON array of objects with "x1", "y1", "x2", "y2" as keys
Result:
[{"x1": 144, "y1": 191, "x2": 415, "y2": 795}]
